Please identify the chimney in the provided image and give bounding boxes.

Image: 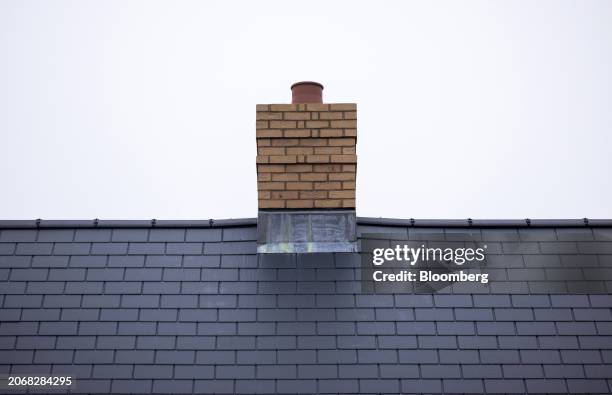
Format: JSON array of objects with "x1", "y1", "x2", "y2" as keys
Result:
[
  {"x1": 291, "y1": 81, "x2": 324, "y2": 104},
  {"x1": 256, "y1": 82, "x2": 357, "y2": 253}
]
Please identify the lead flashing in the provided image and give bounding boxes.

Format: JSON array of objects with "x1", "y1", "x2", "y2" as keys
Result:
[{"x1": 257, "y1": 210, "x2": 358, "y2": 253}]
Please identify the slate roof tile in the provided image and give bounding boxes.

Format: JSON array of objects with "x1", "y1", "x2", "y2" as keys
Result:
[{"x1": 1, "y1": 221, "x2": 612, "y2": 393}]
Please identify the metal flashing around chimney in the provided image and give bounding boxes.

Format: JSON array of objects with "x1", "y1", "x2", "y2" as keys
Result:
[{"x1": 257, "y1": 210, "x2": 357, "y2": 253}]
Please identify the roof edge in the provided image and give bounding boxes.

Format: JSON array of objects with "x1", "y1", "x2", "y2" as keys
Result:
[
  {"x1": 357, "y1": 217, "x2": 612, "y2": 228},
  {"x1": 0, "y1": 218, "x2": 258, "y2": 229},
  {"x1": 0, "y1": 217, "x2": 611, "y2": 229}
]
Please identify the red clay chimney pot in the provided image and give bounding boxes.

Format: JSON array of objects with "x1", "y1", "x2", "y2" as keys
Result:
[{"x1": 291, "y1": 81, "x2": 324, "y2": 103}]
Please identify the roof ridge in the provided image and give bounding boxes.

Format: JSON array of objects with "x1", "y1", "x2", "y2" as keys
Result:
[{"x1": 0, "y1": 217, "x2": 611, "y2": 229}]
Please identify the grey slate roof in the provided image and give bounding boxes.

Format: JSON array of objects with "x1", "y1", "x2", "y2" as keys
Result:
[{"x1": 1, "y1": 220, "x2": 612, "y2": 394}]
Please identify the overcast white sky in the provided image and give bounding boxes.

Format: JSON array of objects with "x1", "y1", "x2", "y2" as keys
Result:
[{"x1": 1, "y1": 1, "x2": 611, "y2": 220}]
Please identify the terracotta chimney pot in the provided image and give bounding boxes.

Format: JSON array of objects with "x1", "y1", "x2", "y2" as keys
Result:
[{"x1": 291, "y1": 81, "x2": 324, "y2": 103}]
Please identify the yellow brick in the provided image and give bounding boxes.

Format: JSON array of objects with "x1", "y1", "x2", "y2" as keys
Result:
[
  {"x1": 300, "y1": 190, "x2": 327, "y2": 199},
  {"x1": 343, "y1": 111, "x2": 357, "y2": 120},
  {"x1": 256, "y1": 155, "x2": 269, "y2": 164},
  {"x1": 318, "y1": 112, "x2": 343, "y2": 120},
  {"x1": 271, "y1": 138, "x2": 299, "y2": 147},
  {"x1": 258, "y1": 190, "x2": 270, "y2": 199},
  {"x1": 306, "y1": 155, "x2": 330, "y2": 163},
  {"x1": 258, "y1": 147, "x2": 285, "y2": 155},
  {"x1": 305, "y1": 103, "x2": 329, "y2": 111},
  {"x1": 269, "y1": 155, "x2": 297, "y2": 164},
  {"x1": 330, "y1": 154, "x2": 357, "y2": 163},
  {"x1": 342, "y1": 165, "x2": 356, "y2": 172},
  {"x1": 256, "y1": 104, "x2": 269, "y2": 111},
  {"x1": 314, "y1": 147, "x2": 342, "y2": 155},
  {"x1": 300, "y1": 173, "x2": 327, "y2": 182},
  {"x1": 315, "y1": 199, "x2": 343, "y2": 208},
  {"x1": 299, "y1": 138, "x2": 328, "y2": 147},
  {"x1": 286, "y1": 182, "x2": 313, "y2": 190},
  {"x1": 270, "y1": 104, "x2": 298, "y2": 111},
  {"x1": 287, "y1": 147, "x2": 314, "y2": 155},
  {"x1": 257, "y1": 173, "x2": 272, "y2": 182},
  {"x1": 284, "y1": 129, "x2": 311, "y2": 138},
  {"x1": 327, "y1": 137, "x2": 355, "y2": 146},
  {"x1": 329, "y1": 190, "x2": 355, "y2": 199},
  {"x1": 258, "y1": 182, "x2": 284, "y2": 190},
  {"x1": 287, "y1": 199, "x2": 314, "y2": 209},
  {"x1": 256, "y1": 112, "x2": 283, "y2": 120},
  {"x1": 270, "y1": 120, "x2": 297, "y2": 129},
  {"x1": 329, "y1": 103, "x2": 356, "y2": 111},
  {"x1": 344, "y1": 129, "x2": 357, "y2": 137},
  {"x1": 258, "y1": 164, "x2": 285, "y2": 173},
  {"x1": 271, "y1": 173, "x2": 299, "y2": 182},
  {"x1": 271, "y1": 191, "x2": 298, "y2": 199},
  {"x1": 305, "y1": 120, "x2": 329, "y2": 128},
  {"x1": 342, "y1": 147, "x2": 356, "y2": 154},
  {"x1": 343, "y1": 181, "x2": 356, "y2": 189},
  {"x1": 284, "y1": 112, "x2": 311, "y2": 120},
  {"x1": 259, "y1": 199, "x2": 285, "y2": 209},
  {"x1": 331, "y1": 120, "x2": 357, "y2": 128},
  {"x1": 342, "y1": 199, "x2": 355, "y2": 208},
  {"x1": 320, "y1": 129, "x2": 344, "y2": 138},
  {"x1": 285, "y1": 164, "x2": 312, "y2": 173},
  {"x1": 313, "y1": 164, "x2": 342, "y2": 172},
  {"x1": 256, "y1": 129, "x2": 283, "y2": 138},
  {"x1": 257, "y1": 139, "x2": 271, "y2": 147},
  {"x1": 314, "y1": 182, "x2": 341, "y2": 190},
  {"x1": 328, "y1": 172, "x2": 355, "y2": 181},
  {"x1": 256, "y1": 121, "x2": 268, "y2": 129}
]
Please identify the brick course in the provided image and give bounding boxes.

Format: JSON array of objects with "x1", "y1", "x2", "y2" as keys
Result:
[{"x1": 256, "y1": 104, "x2": 357, "y2": 209}]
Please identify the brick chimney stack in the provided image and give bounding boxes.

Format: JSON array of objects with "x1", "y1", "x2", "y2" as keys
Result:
[
  {"x1": 256, "y1": 82, "x2": 358, "y2": 253},
  {"x1": 256, "y1": 83, "x2": 357, "y2": 210}
]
